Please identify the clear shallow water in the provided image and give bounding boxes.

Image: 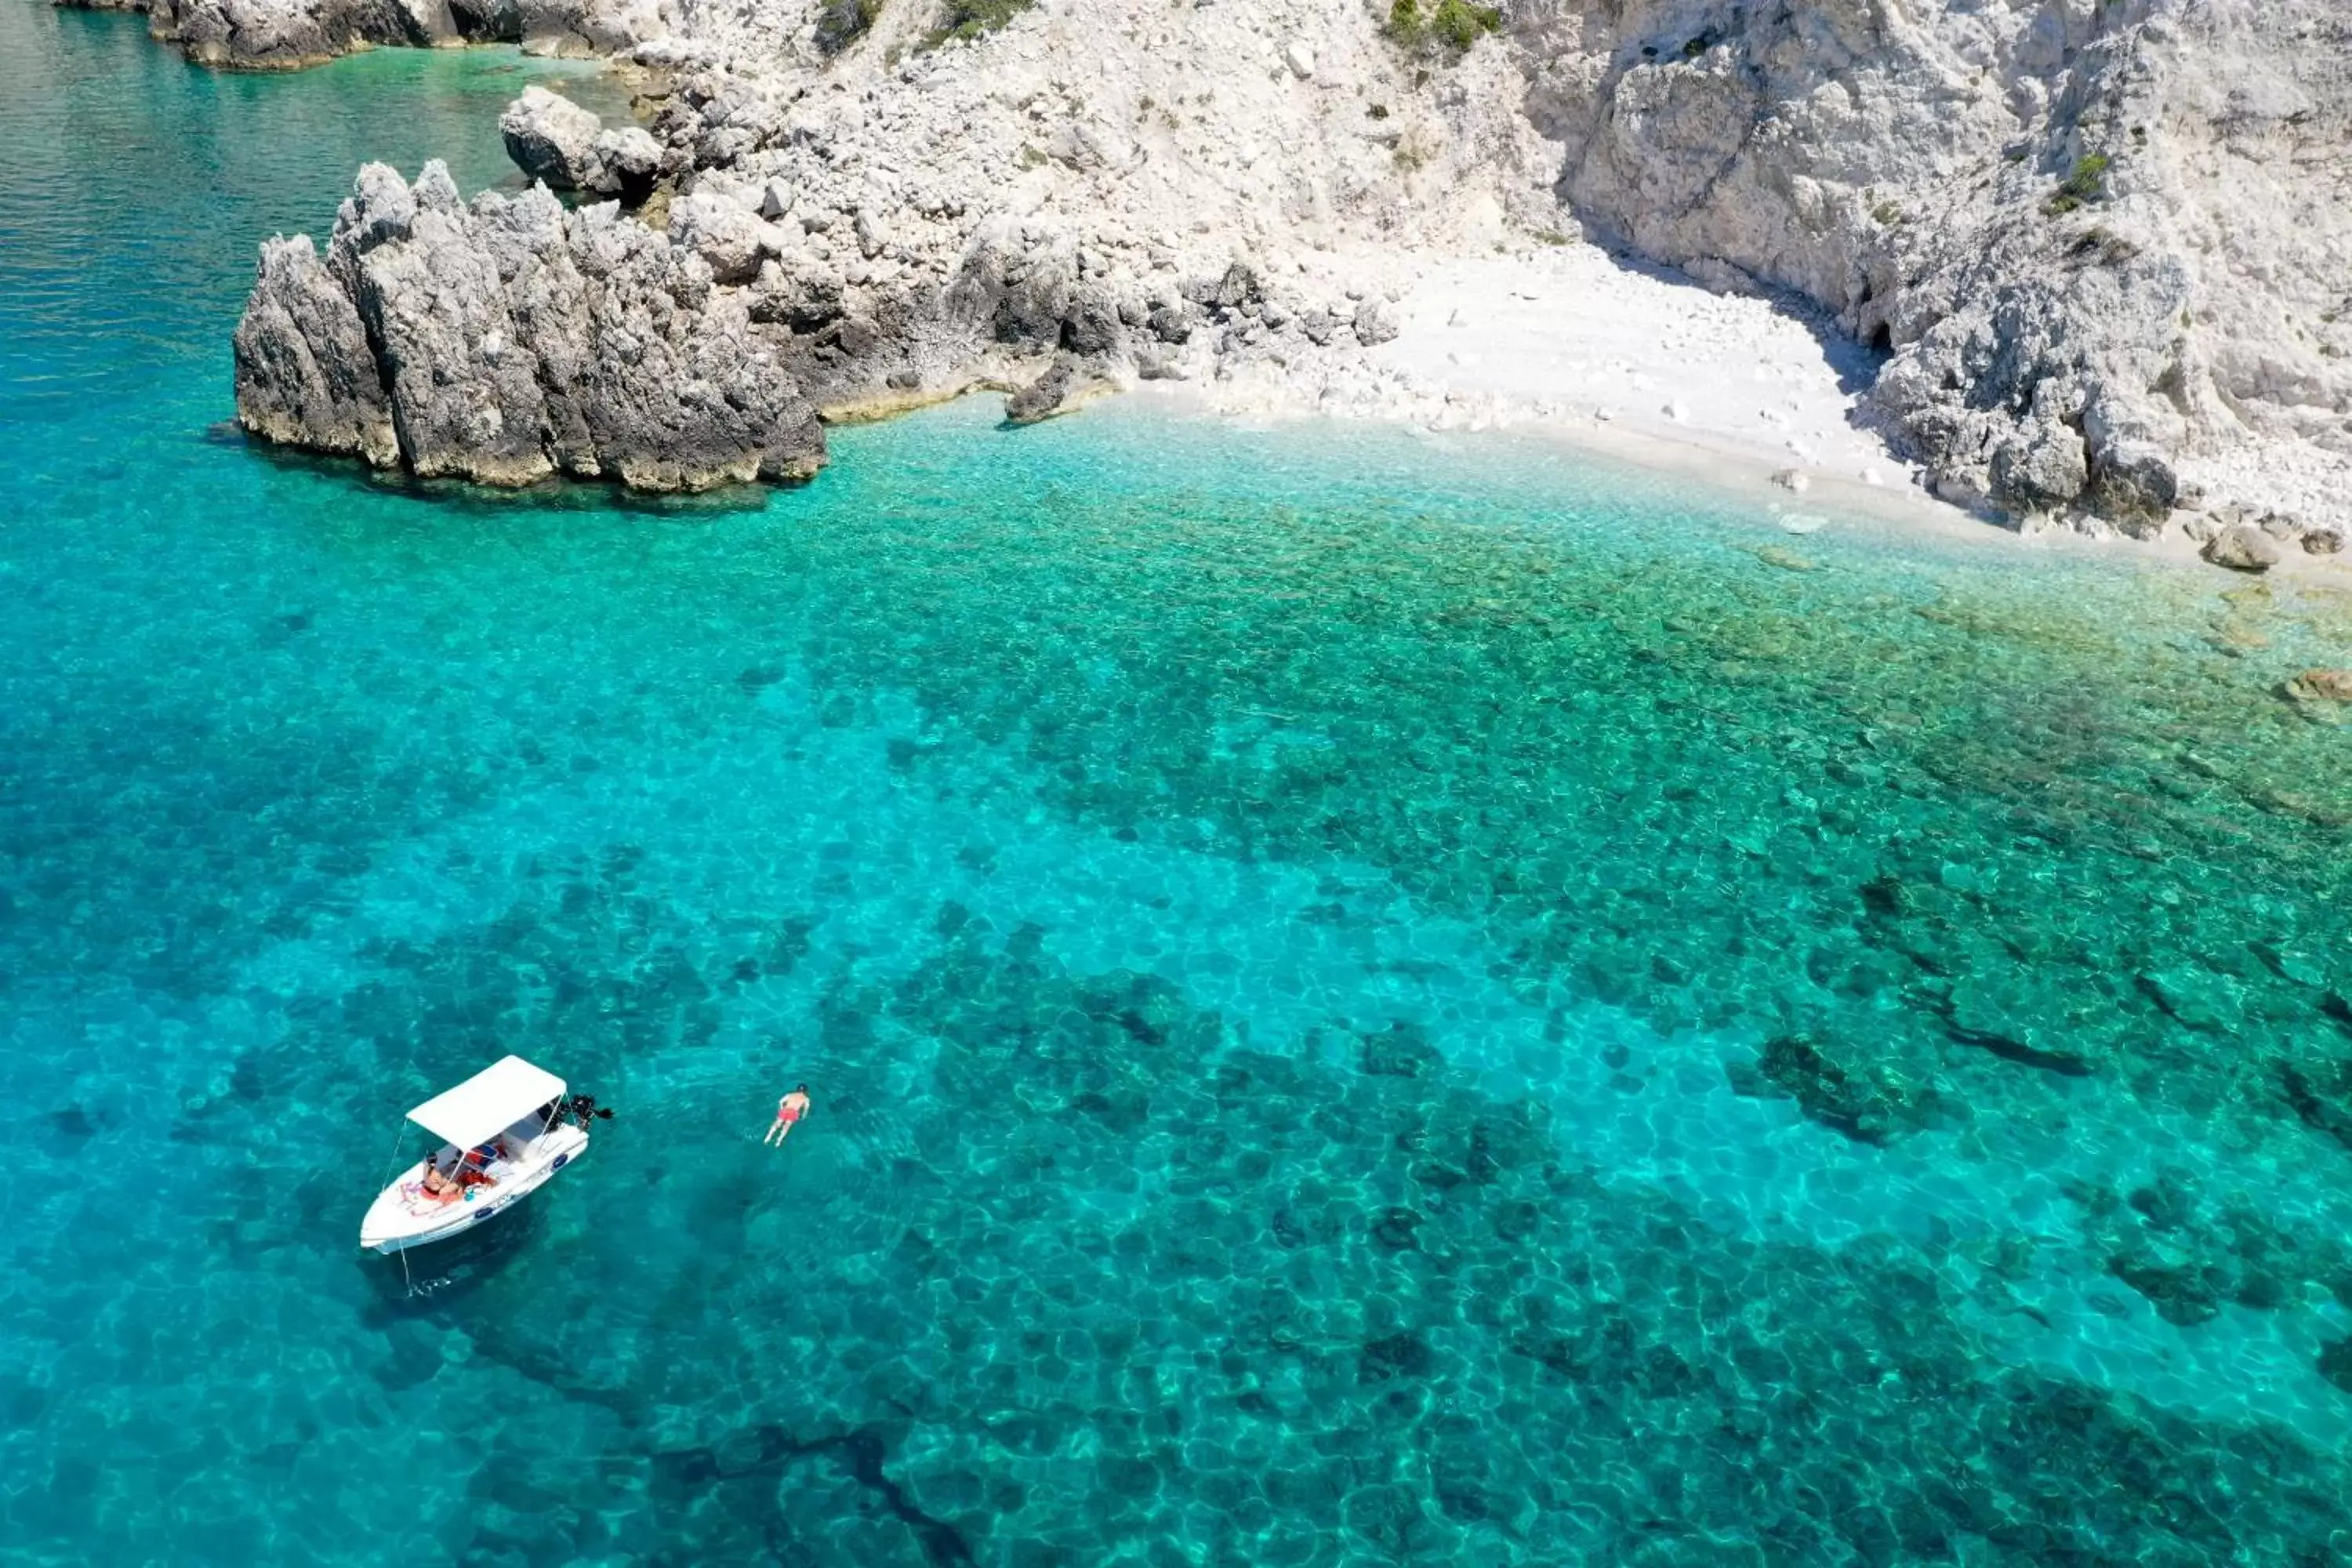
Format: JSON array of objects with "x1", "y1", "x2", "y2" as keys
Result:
[{"x1": 7, "y1": 5, "x2": 2352, "y2": 1564}]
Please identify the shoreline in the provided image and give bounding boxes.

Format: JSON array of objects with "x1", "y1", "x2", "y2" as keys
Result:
[
  {"x1": 1034, "y1": 233, "x2": 2343, "y2": 583},
  {"x1": 1120, "y1": 381, "x2": 2352, "y2": 593},
  {"x1": 1121, "y1": 377, "x2": 2217, "y2": 576}
]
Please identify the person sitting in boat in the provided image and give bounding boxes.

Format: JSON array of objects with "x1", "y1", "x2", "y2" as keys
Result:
[
  {"x1": 419, "y1": 1159, "x2": 461, "y2": 1204},
  {"x1": 444, "y1": 1142, "x2": 497, "y2": 1190}
]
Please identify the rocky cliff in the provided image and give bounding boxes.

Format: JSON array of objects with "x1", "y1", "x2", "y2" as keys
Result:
[
  {"x1": 1522, "y1": 0, "x2": 2350, "y2": 540},
  {"x1": 204, "y1": 0, "x2": 2348, "y2": 536}
]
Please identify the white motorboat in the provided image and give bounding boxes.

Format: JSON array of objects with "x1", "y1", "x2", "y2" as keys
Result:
[{"x1": 359, "y1": 1054, "x2": 593, "y2": 1254}]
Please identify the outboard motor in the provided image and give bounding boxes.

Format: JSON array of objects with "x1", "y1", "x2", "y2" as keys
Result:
[{"x1": 563, "y1": 1092, "x2": 614, "y2": 1128}]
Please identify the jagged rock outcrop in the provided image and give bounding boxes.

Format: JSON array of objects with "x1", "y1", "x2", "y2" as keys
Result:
[
  {"x1": 232, "y1": 232, "x2": 397, "y2": 465},
  {"x1": 64, "y1": 0, "x2": 656, "y2": 68},
  {"x1": 1003, "y1": 357, "x2": 1079, "y2": 424},
  {"x1": 234, "y1": 160, "x2": 825, "y2": 490}
]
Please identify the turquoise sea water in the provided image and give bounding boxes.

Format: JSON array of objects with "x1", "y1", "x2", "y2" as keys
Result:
[{"x1": 8, "y1": 5, "x2": 2352, "y2": 1563}]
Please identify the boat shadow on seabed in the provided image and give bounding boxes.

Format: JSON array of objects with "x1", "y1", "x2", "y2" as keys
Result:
[{"x1": 356, "y1": 1200, "x2": 550, "y2": 1319}]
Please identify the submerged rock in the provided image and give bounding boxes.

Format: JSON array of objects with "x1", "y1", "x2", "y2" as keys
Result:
[
  {"x1": 2107, "y1": 1248, "x2": 2227, "y2": 1327},
  {"x1": 2278, "y1": 1058, "x2": 2352, "y2": 1154},
  {"x1": 1727, "y1": 1032, "x2": 1921, "y2": 1146},
  {"x1": 234, "y1": 160, "x2": 825, "y2": 491},
  {"x1": 2285, "y1": 669, "x2": 2352, "y2": 704},
  {"x1": 2322, "y1": 1338, "x2": 2352, "y2": 1395}
]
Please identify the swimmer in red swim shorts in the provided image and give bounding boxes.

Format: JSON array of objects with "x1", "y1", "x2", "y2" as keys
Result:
[{"x1": 764, "y1": 1083, "x2": 812, "y2": 1147}]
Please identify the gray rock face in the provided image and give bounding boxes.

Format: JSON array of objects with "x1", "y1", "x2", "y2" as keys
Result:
[
  {"x1": 234, "y1": 160, "x2": 824, "y2": 491},
  {"x1": 1519, "y1": 0, "x2": 2350, "y2": 532},
  {"x1": 231, "y1": 232, "x2": 397, "y2": 465},
  {"x1": 140, "y1": 0, "x2": 416, "y2": 67},
  {"x1": 120, "y1": 0, "x2": 645, "y2": 67},
  {"x1": 1988, "y1": 417, "x2": 2091, "y2": 519}
]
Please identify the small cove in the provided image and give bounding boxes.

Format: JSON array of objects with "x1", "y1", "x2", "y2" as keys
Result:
[{"x1": 5, "y1": 5, "x2": 2352, "y2": 1563}]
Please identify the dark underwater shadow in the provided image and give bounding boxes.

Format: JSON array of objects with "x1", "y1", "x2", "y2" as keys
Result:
[{"x1": 354, "y1": 1196, "x2": 552, "y2": 1323}]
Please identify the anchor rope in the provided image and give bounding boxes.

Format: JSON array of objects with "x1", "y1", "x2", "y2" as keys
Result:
[{"x1": 373, "y1": 1021, "x2": 439, "y2": 1300}]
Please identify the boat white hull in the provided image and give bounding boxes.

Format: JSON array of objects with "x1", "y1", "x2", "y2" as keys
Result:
[{"x1": 360, "y1": 1123, "x2": 588, "y2": 1254}]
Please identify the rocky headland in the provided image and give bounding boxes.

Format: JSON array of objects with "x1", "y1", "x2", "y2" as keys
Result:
[
  {"x1": 234, "y1": 161, "x2": 824, "y2": 488},
  {"x1": 93, "y1": 0, "x2": 2351, "y2": 539}
]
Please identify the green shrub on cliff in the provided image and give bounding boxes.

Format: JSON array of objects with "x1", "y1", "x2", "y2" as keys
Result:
[
  {"x1": 924, "y1": 0, "x2": 1033, "y2": 46},
  {"x1": 815, "y1": 0, "x2": 882, "y2": 54},
  {"x1": 1386, "y1": 0, "x2": 1503, "y2": 55},
  {"x1": 2045, "y1": 153, "x2": 2111, "y2": 216}
]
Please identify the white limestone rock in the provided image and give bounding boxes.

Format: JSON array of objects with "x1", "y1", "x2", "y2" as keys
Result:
[
  {"x1": 500, "y1": 86, "x2": 604, "y2": 192},
  {"x1": 590, "y1": 127, "x2": 663, "y2": 198}
]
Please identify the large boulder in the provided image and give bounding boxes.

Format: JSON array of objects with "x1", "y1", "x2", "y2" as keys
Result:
[
  {"x1": 590, "y1": 126, "x2": 662, "y2": 200},
  {"x1": 666, "y1": 189, "x2": 786, "y2": 285},
  {"x1": 2201, "y1": 522, "x2": 2284, "y2": 573},
  {"x1": 500, "y1": 86, "x2": 604, "y2": 191},
  {"x1": 1352, "y1": 297, "x2": 1401, "y2": 347},
  {"x1": 499, "y1": 91, "x2": 663, "y2": 201},
  {"x1": 1988, "y1": 417, "x2": 2090, "y2": 517},
  {"x1": 1004, "y1": 357, "x2": 1079, "y2": 425},
  {"x1": 234, "y1": 160, "x2": 823, "y2": 491}
]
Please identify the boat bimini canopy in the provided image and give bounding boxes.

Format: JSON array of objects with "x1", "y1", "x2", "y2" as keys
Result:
[{"x1": 406, "y1": 1055, "x2": 566, "y2": 1149}]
